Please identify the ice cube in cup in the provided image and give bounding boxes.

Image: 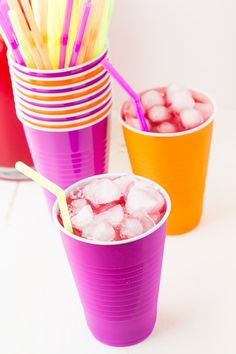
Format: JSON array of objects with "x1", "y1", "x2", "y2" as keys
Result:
[
  {"x1": 57, "y1": 174, "x2": 169, "y2": 242},
  {"x1": 122, "y1": 84, "x2": 214, "y2": 134}
]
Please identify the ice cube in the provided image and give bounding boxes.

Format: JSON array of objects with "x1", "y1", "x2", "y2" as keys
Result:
[
  {"x1": 180, "y1": 108, "x2": 204, "y2": 129},
  {"x1": 83, "y1": 178, "x2": 121, "y2": 205},
  {"x1": 166, "y1": 83, "x2": 180, "y2": 103},
  {"x1": 71, "y1": 205, "x2": 94, "y2": 229},
  {"x1": 123, "y1": 100, "x2": 138, "y2": 117},
  {"x1": 155, "y1": 122, "x2": 177, "y2": 133},
  {"x1": 139, "y1": 214, "x2": 155, "y2": 232},
  {"x1": 126, "y1": 116, "x2": 151, "y2": 130},
  {"x1": 147, "y1": 105, "x2": 170, "y2": 123},
  {"x1": 114, "y1": 175, "x2": 135, "y2": 195},
  {"x1": 171, "y1": 89, "x2": 195, "y2": 112},
  {"x1": 69, "y1": 198, "x2": 88, "y2": 217},
  {"x1": 82, "y1": 222, "x2": 115, "y2": 242},
  {"x1": 141, "y1": 90, "x2": 164, "y2": 110},
  {"x1": 126, "y1": 187, "x2": 162, "y2": 214},
  {"x1": 194, "y1": 103, "x2": 213, "y2": 119},
  {"x1": 120, "y1": 216, "x2": 144, "y2": 239},
  {"x1": 95, "y1": 205, "x2": 124, "y2": 226}
]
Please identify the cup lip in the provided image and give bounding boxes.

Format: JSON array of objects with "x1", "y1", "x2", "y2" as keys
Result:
[
  {"x1": 16, "y1": 103, "x2": 112, "y2": 131},
  {"x1": 120, "y1": 87, "x2": 217, "y2": 137},
  {"x1": 17, "y1": 106, "x2": 112, "y2": 131},
  {"x1": 52, "y1": 173, "x2": 171, "y2": 246},
  {"x1": 15, "y1": 95, "x2": 112, "y2": 120},
  {"x1": 10, "y1": 62, "x2": 106, "y2": 82},
  {"x1": 15, "y1": 88, "x2": 112, "y2": 112},
  {"x1": 13, "y1": 82, "x2": 111, "y2": 104},
  {"x1": 10, "y1": 69, "x2": 108, "y2": 90},
  {"x1": 12, "y1": 75, "x2": 111, "y2": 98},
  {"x1": 8, "y1": 49, "x2": 107, "y2": 75}
]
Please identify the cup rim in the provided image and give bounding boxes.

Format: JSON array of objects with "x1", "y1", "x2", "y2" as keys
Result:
[
  {"x1": 15, "y1": 88, "x2": 112, "y2": 112},
  {"x1": 13, "y1": 82, "x2": 111, "y2": 104},
  {"x1": 10, "y1": 69, "x2": 108, "y2": 90},
  {"x1": 52, "y1": 173, "x2": 171, "y2": 246},
  {"x1": 18, "y1": 112, "x2": 110, "y2": 132},
  {"x1": 15, "y1": 95, "x2": 112, "y2": 120},
  {"x1": 8, "y1": 49, "x2": 107, "y2": 75},
  {"x1": 12, "y1": 75, "x2": 111, "y2": 98},
  {"x1": 16, "y1": 102, "x2": 112, "y2": 131},
  {"x1": 120, "y1": 88, "x2": 216, "y2": 137},
  {"x1": 10, "y1": 62, "x2": 106, "y2": 82}
]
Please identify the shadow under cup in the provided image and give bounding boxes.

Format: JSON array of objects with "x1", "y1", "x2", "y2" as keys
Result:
[
  {"x1": 121, "y1": 89, "x2": 215, "y2": 235},
  {"x1": 52, "y1": 174, "x2": 171, "y2": 347}
]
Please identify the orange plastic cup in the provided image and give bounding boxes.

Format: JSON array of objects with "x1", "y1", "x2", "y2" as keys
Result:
[{"x1": 121, "y1": 89, "x2": 215, "y2": 235}]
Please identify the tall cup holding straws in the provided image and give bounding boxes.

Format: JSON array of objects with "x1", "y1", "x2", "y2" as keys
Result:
[{"x1": 0, "y1": 0, "x2": 114, "y2": 207}]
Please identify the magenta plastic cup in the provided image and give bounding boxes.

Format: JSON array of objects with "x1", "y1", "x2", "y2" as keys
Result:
[
  {"x1": 52, "y1": 174, "x2": 171, "y2": 347},
  {"x1": 9, "y1": 50, "x2": 108, "y2": 78},
  {"x1": 21, "y1": 115, "x2": 111, "y2": 210}
]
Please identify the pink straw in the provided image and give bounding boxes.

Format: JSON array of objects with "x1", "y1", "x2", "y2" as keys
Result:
[
  {"x1": 59, "y1": 0, "x2": 73, "y2": 69},
  {"x1": 69, "y1": 0, "x2": 91, "y2": 67},
  {"x1": 102, "y1": 59, "x2": 148, "y2": 132},
  {"x1": 0, "y1": 10, "x2": 25, "y2": 65}
]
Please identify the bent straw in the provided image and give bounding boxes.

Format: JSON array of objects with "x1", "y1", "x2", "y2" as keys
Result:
[
  {"x1": 102, "y1": 59, "x2": 149, "y2": 131},
  {"x1": 0, "y1": 11, "x2": 25, "y2": 65},
  {"x1": 84, "y1": 0, "x2": 105, "y2": 61},
  {"x1": 47, "y1": 0, "x2": 62, "y2": 69},
  {"x1": 8, "y1": 9, "x2": 43, "y2": 68},
  {"x1": 15, "y1": 162, "x2": 73, "y2": 234},
  {"x1": 31, "y1": 0, "x2": 48, "y2": 45},
  {"x1": 20, "y1": 0, "x2": 52, "y2": 69},
  {"x1": 59, "y1": 0, "x2": 73, "y2": 68},
  {"x1": 69, "y1": 0, "x2": 92, "y2": 67},
  {"x1": 92, "y1": 0, "x2": 114, "y2": 59}
]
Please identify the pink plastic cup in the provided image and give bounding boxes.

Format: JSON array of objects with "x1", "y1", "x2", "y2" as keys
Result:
[
  {"x1": 21, "y1": 116, "x2": 111, "y2": 210},
  {"x1": 52, "y1": 174, "x2": 171, "y2": 347}
]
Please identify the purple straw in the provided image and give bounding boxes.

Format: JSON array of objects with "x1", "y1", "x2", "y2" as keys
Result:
[
  {"x1": 69, "y1": 0, "x2": 91, "y2": 67},
  {"x1": 0, "y1": 11, "x2": 25, "y2": 65},
  {"x1": 102, "y1": 59, "x2": 148, "y2": 132},
  {"x1": 59, "y1": 0, "x2": 73, "y2": 69}
]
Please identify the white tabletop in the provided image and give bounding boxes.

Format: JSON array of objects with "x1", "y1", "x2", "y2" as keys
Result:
[{"x1": 0, "y1": 111, "x2": 235, "y2": 354}]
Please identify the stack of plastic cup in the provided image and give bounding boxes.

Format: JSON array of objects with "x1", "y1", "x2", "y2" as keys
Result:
[{"x1": 8, "y1": 51, "x2": 112, "y2": 209}]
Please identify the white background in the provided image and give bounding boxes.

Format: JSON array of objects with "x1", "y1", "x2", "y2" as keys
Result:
[
  {"x1": 0, "y1": 111, "x2": 236, "y2": 354},
  {"x1": 110, "y1": 0, "x2": 236, "y2": 109}
]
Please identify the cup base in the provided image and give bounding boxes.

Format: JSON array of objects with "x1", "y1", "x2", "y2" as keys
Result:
[
  {"x1": 167, "y1": 219, "x2": 201, "y2": 235},
  {"x1": 90, "y1": 322, "x2": 156, "y2": 347},
  {"x1": 0, "y1": 167, "x2": 31, "y2": 181}
]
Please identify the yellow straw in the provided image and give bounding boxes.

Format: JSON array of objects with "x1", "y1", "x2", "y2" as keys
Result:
[
  {"x1": 47, "y1": 0, "x2": 64, "y2": 68},
  {"x1": 76, "y1": 0, "x2": 100, "y2": 64},
  {"x1": 15, "y1": 162, "x2": 73, "y2": 234},
  {"x1": 32, "y1": 0, "x2": 48, "y2": 45},
  {"x1": 92, "y1": 0, "x2": 114, "y2": 58},
  {"x1": 65, "y1": 0, "x2": 81, "y2": 67},
  {"x1": 7, "y1": 0, "x2": 44, "y2": 68},
  {"x1": 8, "y1": 10, "x2": 39, "y2": 68},
  {"x1": 20, "y1": 0, "x2": 52, "y2": 69},
  {"x1": 84, "y1": 0, "x2": 106, "y2": 61}
]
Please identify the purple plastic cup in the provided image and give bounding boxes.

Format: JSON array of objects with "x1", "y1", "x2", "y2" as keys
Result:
[
  {"x1": 8, "y1": 50, "x2": 108, "y2": 78},
  {"x1": 22, "y1": 116, "x2": 110, "y2": 210},
  {"x1": 52, "y1": 174, "x2": 171, "y2": 347}
]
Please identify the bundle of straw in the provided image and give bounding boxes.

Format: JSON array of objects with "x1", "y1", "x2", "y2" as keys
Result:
[{"x1": 0, "y1": 0, "x2": 114, "y2": 69}]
